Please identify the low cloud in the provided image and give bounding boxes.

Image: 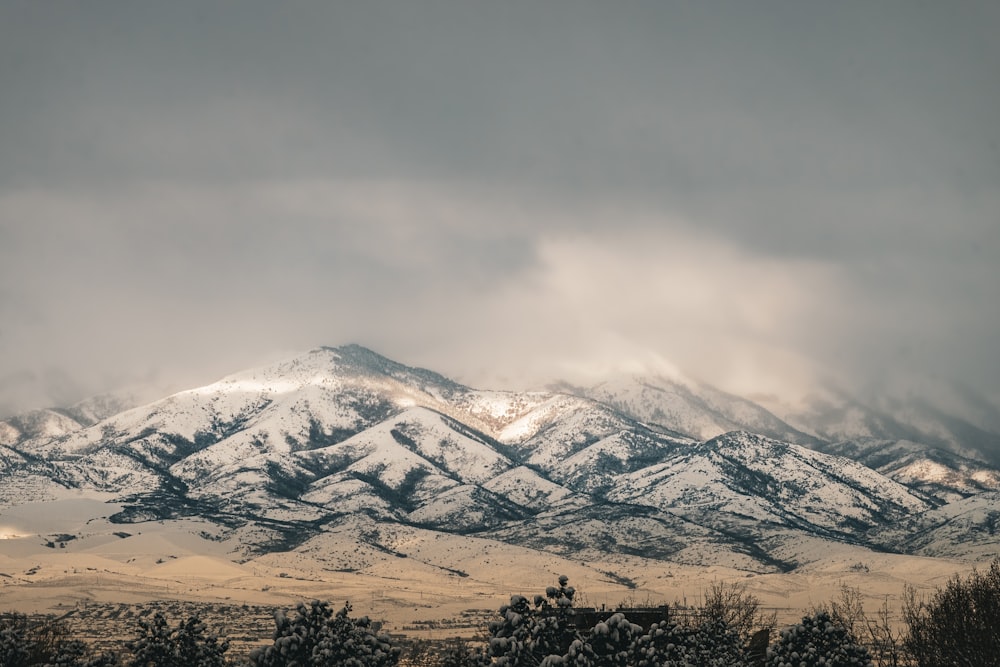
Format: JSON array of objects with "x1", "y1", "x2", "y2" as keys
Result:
[{"x1": 1, "y1": 2, "x2": 998, "y2": 415}]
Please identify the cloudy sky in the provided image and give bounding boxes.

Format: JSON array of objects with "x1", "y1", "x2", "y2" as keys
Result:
[{"x1": 1, "y1": 1, "x2": 998, "y2": 415}]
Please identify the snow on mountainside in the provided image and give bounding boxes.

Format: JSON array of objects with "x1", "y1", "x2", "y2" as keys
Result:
[
  {"x1": 570, "y1": 374, "x2": 817, "y2": 445},
  {"x1": 0, "y1": 409, "x2": 86, "y2": 447},
  {"x1": 816, "y1": 439, "x2": 1000, "y2": 503},
  {"x1": 0, "y1": 443, "x2": 29, "y2": 472},
  {"x1": 609, "y1": 432, "x2": 930, "y2": 540},
  {"x1": 0, "y1": 388, "x2": 153, "y2": 448},
  {"x1": 901, "y1": 491, "x2": 1000, "y2": 560},
  {"x1": 583, "y1": 374, "x2": 1000, "y2": 503},
  {"x1": 1, "y1": 344, "x2": 999, "y2": 576},
  {"x1": 6, "y1": 346, "x2": 581, "y2": 552},
  {"x1": 494, "y1": 393, "x2": 693, "y2": 494}
]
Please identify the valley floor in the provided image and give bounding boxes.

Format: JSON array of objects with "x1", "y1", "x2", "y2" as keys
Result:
[{"x1": 0, "y1": 516, "x2": 977, "y2": 637}]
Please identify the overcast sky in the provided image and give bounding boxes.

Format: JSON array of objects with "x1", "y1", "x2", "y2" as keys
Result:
[{"x1": 1, "y1": 1, "x2": 998, "y2": 416}]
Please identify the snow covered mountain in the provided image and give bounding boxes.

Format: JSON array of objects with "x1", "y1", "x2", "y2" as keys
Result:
[
  {"x1": 563, "y1": 374, "x2": 817, "y2": 445},
  {"x1": 0, "y1": 389, "x2": 150, "y2": 448},
  {"x1": 815, "y1": 439, "x2": 1000, "y2": 503},
  {"x1": 2, "y1": 345, "x2": 998, "y2": 575}
]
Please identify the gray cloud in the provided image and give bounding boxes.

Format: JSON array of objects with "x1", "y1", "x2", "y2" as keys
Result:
[{"x1": 1, "y1": 1, "x2": 998, "y2": 415}]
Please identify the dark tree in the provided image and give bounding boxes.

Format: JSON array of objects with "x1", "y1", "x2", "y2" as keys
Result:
[
  {"x1": 45, "y1": 639, "x2": 120, "y2": 667},
  {"x1": 438, "y1": 637, "x2": 489, "y2": 667},
  {"x1": 127, "y1": 613, "x2": 228, "y2": 667},
  {"x1": 0, "y1": 613, "x2": 118, "y2": 667},
  {"x1": 701, "y1": 580, "x2": 775, "y2": 646},
  {"x1": 0, "y1": 613, "x2": 33, "y2": 667},
  {"x1": 903, "y1": 557, "x2": 1000, "y2": 667}
]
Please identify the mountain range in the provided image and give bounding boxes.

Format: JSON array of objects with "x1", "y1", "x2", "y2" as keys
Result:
[{"x1": 2, "y1": 344, "x2": 999, "y2": 579}]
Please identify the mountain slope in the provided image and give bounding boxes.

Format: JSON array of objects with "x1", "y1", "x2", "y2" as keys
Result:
[
  {"x1": 2, "y1": 344, "x2": 998, "y2": 578},
  {"x1": 608, "y1": 432, "x2": 932, "y2": 547},
  {"x1": 900, "y1": 492, "x2": 1000, "y2": 560},
  {"x1": 568, "y1": 374, "x2": 817, "y2": 444},
  {"x1": 815, "y1": 439, "x2": 1000, "y2": 503}
]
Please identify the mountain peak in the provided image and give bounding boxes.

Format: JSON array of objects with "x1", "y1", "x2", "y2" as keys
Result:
[
  {"x1": 2, "y1": 345, "x2": 999, "y2": 578},
  {"x1": 316, "y1": 344, "x2": 463, "y2": 391}
]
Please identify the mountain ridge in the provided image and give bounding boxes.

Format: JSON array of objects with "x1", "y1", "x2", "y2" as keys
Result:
[{"x1": 2, "y1": 344, "x2": 998, "y2": 580}]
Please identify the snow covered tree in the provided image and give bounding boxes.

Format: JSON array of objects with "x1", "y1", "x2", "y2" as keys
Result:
[
  {"x1": 486, "y1": 576, "x2": 579, "y2": 667},
  {"x1": 126, "y1": 613, "x2": 228, "y2": 667},
  {"x1": 765, "y1": 611, "x2": 872, "y2": 667},
  {"x1": 485, "y1": 575, "x2": 755, "y2": 667},
  {"x1": 562, "y1": 612, "x2": 642, "y2": 667},
  {"x1": 628, "y1": 618, "x2": 746, "y2": 667},
  {"x1": 249, "y1": 600, "x2": 399, "y2": 667}
]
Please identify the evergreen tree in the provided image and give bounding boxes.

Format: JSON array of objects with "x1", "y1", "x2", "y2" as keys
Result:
[
  {"x1": 127, "y1": 613, "x2": 227, "y2": 667},
  {"x1": 628, "y1": 618, "x2": 746, "y2": 667},
  {"x1": 486, "y1": 576, "x2": 579, "y2": 667},
  {"x1": 485, "y1": 576, "x2": 748, "y2": 667},
  {"x1": 563, "y1": 612, "x2": 642, "y2": 667},
  {"x1": 765, "y1": 611, "x2": 872, "y2": 667},
  {"x1": 249, "y1": 600, "x2": 399, "y2": 667}
]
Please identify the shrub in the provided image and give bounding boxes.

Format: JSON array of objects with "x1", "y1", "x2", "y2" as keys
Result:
[
  {"x1": 47, "y1": 639, "x2": 120, "y2": 667},
  {"x1": 562, "y1": 612, "x2": 642, "y2": 667}
]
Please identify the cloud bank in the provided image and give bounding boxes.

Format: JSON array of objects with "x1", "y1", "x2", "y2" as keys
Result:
[{"x1": 1, "y1": 1, "x2": 998, "y2": 414}]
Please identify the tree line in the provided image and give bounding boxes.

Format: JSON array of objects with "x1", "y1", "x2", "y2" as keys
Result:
[{"x1": 1, "y1": 558, "x2": 998, "y2": 666}]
